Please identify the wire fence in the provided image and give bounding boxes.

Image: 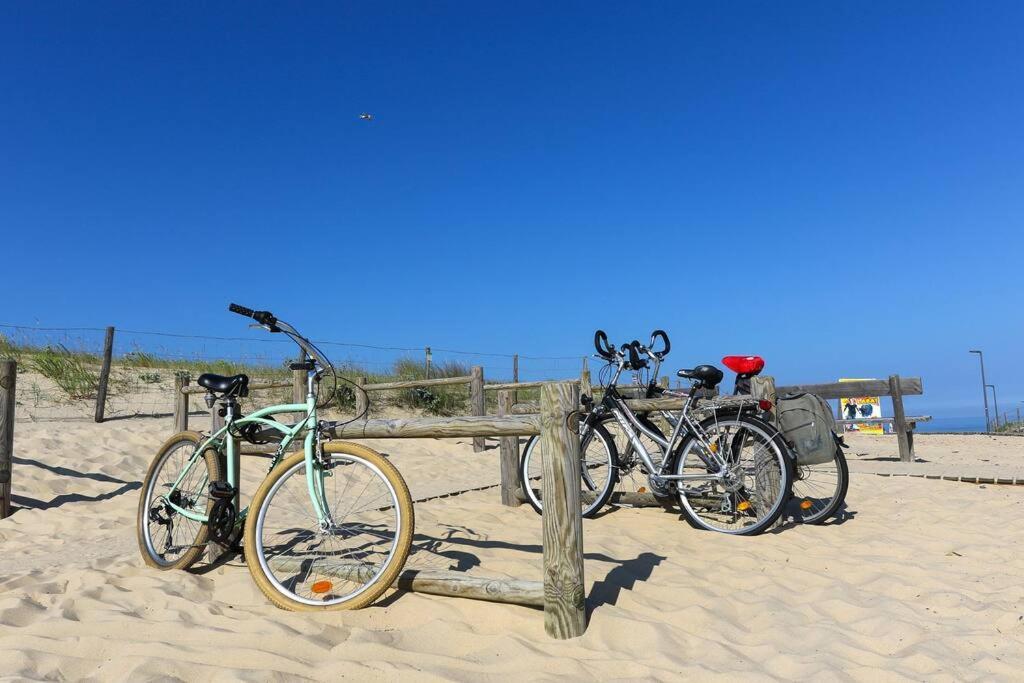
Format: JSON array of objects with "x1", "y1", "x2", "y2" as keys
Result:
[{"x1": 0, "y1": 323, "x2": 588, "y2": 422}]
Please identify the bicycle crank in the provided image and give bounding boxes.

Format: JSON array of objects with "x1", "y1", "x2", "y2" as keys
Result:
[{"x1": 208, "y1": 481, "x2": 238, "y2": 545}]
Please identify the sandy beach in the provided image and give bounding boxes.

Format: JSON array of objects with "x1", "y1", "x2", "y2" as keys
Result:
[{"x1": 0, "y1": 416, "x2": 1022, "y2": 681}]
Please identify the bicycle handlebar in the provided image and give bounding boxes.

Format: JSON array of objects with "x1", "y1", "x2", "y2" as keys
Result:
[
  {"x1": 626, "y1": 341, "x2": 648, "y2": 370},
  {"x1": 229, "y1": 303, "x2": 255, "y2": 318},
  {"x1": 594, "y1": 330, "x2": 616, "y2": 360},
  {"x1": 649, "y1": 329, "x2": 670, "y2": 359}
]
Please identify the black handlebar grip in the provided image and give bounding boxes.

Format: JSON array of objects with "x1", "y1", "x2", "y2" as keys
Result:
[
  {"x1": 594, "y1": 330, "x2": 615, "y2": 359},
  {"x1": 229, "y1": 303, "x2": 256, "y2": 318},
  {"x1": 627, "y1": 341, "x2": 648, "y2": 370},
  {"x1": 651, "y1": 329, "x2": 671, "y2": 357}
]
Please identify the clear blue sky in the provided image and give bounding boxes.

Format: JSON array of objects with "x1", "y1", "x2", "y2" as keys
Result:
[{"x1": 2, "y1": 2, "x2": 1022, "y2": 418}]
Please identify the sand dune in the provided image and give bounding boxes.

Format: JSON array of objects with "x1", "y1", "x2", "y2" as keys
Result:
[{"x1": 2, "y1": 419, "x2": 1023, "y2": 680}]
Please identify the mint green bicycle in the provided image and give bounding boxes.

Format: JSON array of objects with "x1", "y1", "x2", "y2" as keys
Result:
[{"x1": 136, "y1": 304, "x2": 414, "y2": 611}]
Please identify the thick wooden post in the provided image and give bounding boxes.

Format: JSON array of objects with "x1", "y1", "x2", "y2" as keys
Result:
[
  {"x1": 94, "y1": 326, "x2": 115, "y2": 422},
  {"x1": 292, "y1": 368, "x2": 306, "y2": 404},
  {"x1": 497, "y1": 390, "x2": 521, "y2": 507},
  {"x1": 750, "y1": 375, "x2": 778, "y2": 425},
  {"x1": 0, "y1": 360, "x2": 15, "y2": 519},
  {"x1": 889, "y1": 375, "x2": 913, "y2": 462},
  {"x1": 173, "y1": 372, "x2": 190, "y2": 432},
  {"x1": 540, "y1": 381, "x2": 586, "y2": 639},
  {"x1": 211, "y1": 398, "x2": 224, "y2": 433},
  {"x1": 425, "y1": 347, "x2": 432, "y2": 379},
  {"x1": 355, "y1": 376, "x2": 367, "y2": 417},
  {"x1": 471, "y1": 365, "x2": 486, "y2": 452}
]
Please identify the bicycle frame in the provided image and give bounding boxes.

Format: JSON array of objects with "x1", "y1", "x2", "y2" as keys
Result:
[
  {"x1": 589, "y1": 356, "x2": 731, "y2": 486},
  {"x1": 160, "y1": 369, "x2": 333, "y2": 527}
]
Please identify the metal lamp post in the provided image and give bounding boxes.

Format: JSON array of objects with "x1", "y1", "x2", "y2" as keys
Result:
[
  {"x1": 986, "y1": 384, "x2": 1000, "y2": 430},
  {"x1": 970, "y1": 350, "x2": 991, "y2": 432}
]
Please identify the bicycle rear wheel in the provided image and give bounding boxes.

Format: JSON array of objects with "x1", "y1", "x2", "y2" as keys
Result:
[
  {"x1": 137, "y1": 431, "x2": 222, "y2": 570},
  {"x1": 673, "y1": 413, "x2": 792, "y2": 535},
  {"x1": 519, "y1": 420, "x2": 617, "y2": 517},
  {"x1": 791, "y1": 446, "x2": 849, "y2": 524},
  {"x1": 244, "y1": 441, "x2": 414, "y2": 611}
]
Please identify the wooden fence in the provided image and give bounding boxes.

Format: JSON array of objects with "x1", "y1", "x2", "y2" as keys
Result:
[{"x1": 319, "y1": 381, "x2": 585, "y2": 638}]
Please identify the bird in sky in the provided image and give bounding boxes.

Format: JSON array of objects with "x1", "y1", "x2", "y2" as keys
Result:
[{"x1": 359, "y1": 113, "x2": 373, "y2": 121}]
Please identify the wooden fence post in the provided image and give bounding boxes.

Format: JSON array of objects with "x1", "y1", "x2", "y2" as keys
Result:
[
  {"x1": 580, "y1": 357, "x2": 591, "y2": 400},
  {"x1": 539, "y1": 381, "x2": 586, "y2": 639},
  {"x1": 889, "y1": 374, "x2": 913, "y2": 462},
  {"x1": 497, "y1": 390, "x2": 521, "y2": 507},
  {"x1": 355, "y1": 376, "x2": 367, "y2": 417},
  {"x1": 425, "y1": 347, "x2": 432, "y2": 379},
  {"x1": 292, "y1": 368, "x2": 306, "y2": 404},
  {"x1": 173, "y1": 372, "x2": 190, "y2": 432},
  {"x1": 512, "y1": 354, "x2": 519, "y2": 403},
  {"x1": 0, "y1": 360, "x2": 15, "y2": 519},
  {"x1": 94, "y1": 326, "x2": 115, "y2": 422},
  {"x1": 471, "y1": 365, "x2": 485, "y2": 452},
  {"x1": 750, "y1": 375, "x2": 778, "y2": 425}
]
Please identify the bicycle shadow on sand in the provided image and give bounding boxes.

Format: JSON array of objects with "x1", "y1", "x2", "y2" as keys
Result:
[{"x1": 393, "y1": 524, "x2": 666, "y2": 614}]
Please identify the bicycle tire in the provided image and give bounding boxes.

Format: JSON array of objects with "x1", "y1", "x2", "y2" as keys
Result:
[
  {"x1": 672, "y1": 412, "x2": 793, "y2": 536},
  {"x1": 519, "y1": 420, "x2": 617, "y2": 518},
  {"x1": 244, "y1": 441, "x2": 414, "y2": 611},
  {"x1": 137, "y1": 431, "x2": 222, "y2": 570},
  {"x1": 793, "y1": 446, "x2": 849, "y2": 525}
]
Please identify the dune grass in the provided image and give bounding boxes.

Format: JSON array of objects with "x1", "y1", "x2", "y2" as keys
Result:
[{"x1": 29, "y1": 346, "x2": 99, "y2": 399}]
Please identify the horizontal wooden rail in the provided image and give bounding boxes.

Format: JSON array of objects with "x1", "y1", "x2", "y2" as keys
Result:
[
  {"x1": 272, "y1": 559, "x2": 544, "y2": 607},
  {"x1": 517, "y1": 487, "x2": 661, "y2": 508},
  {"x1": 837, "y1": 415, "x2": 932, "y2": 425},
  {"x1": 181, "y1": 374, "x2": 481, "y2": 396},
  {"x1": 511, "y1": 394, "x2": 755, "y2": 415},
  {"x1": 362, "y1": 375, "x2": 473, "y2": 391},
  {"x1": 777, "y1": 377, "x2": 923, "y2": 399},
  {"x1": 325, "y1": 414, "x2": 540, "y2": 439},
  {"x1": 485, "y1": 380, "x2": 578, "y2": 392},
  {"x1": 181, "y1": 380, "x2": 292, "y2": 395}
]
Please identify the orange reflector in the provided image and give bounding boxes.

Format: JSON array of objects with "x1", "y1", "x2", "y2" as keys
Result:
[
  {"x1": 800, "y1": 499, "x2": 813, "y2": 510},
  {"x1": 311, "y1": 580, "x2": 333, "y2": 594},
  {"x1": 737, "y1": 501, "x2": 751, "y2": 512},
  {"x1": 709, "y1": 443, "x2": 719, "y2": 453},
  {"x1": 637, "y1": 486, "x2": 647, "y2": 493}
]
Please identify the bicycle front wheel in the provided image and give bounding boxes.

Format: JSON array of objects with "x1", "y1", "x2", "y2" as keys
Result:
[
  {"x1": 519, "y1": 420, "x2": 617, "y2": 518},
  {"x1": 244, "y1": 441, "x2": 414, "y2": 611},
  {"x1": 673, "y1": 413, "x2": 792, "y2": 535}
]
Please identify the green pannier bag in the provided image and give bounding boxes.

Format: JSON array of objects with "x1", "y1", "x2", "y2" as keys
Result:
[{"x1": 777, "y1": 393, "x2": 838, "y2": 466}]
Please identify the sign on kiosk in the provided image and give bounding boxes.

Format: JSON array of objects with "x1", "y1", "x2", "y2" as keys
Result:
[{"x1": 838, "y1": 378, "x2": 884, "y2": 435}]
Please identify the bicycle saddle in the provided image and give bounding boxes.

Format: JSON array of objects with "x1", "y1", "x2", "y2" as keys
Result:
[
  {"x1": 677, "y1": 365, "x2": 724, "y2": 388},
  {"x1": 721, "y1": 355, "x2": 765, "y2": 377},
  {"x1": 198, "y1": 373, "x2": 250, "y2": 397}
]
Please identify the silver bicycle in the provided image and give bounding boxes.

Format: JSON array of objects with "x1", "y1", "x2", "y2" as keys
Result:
[{"x1": 520, "y1": 331, "x2": 793, "y2": 535}]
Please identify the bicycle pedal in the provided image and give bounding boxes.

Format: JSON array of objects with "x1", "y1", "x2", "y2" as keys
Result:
[{"x1": 209, "y1": 481, "x2": 236, "y2": 500}]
